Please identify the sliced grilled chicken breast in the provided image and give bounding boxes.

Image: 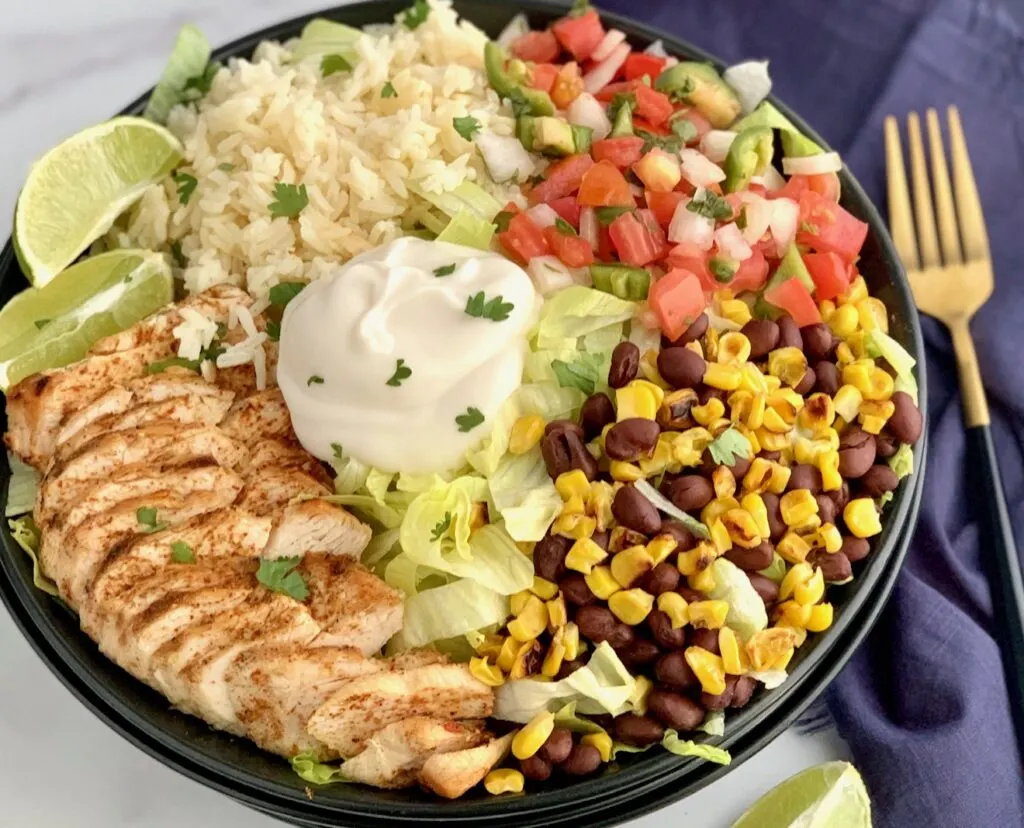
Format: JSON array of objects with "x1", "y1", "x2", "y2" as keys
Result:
[{"x1": 418, "y1": 733, "x2": 515, "y2": 799}]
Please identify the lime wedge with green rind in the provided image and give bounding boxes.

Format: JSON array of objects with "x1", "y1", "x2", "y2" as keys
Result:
[
  {"x1": 0, "y1": 249, "x2": 173, "y2": 390},
  {"x1": 731, "y1": 761, "x2": 871, "y2": 828},
  {"x1": 14, "y1": 116, "x2": 182, "y2": 287}
]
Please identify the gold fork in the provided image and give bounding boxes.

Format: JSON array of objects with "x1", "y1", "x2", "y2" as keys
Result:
[{"x1": 885, "y1": 106, "x2": 1024, "y2": 749}]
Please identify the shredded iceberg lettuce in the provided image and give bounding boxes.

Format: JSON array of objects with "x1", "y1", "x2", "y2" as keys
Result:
[
  {"x1": 488, "y1": 449, "x2": 563, "y2": 542},
  {"x1": 290, "y1": 751, "x2": 350, "y2": 785},
  {"x1": 661, "y1": 731, "x2": 731, "y2": 765},
  {"x1": 534, "y1": 286, "x2": 636, "y2": 348},
  {"x1": 889, "y1": 443, "x2": 913, "y2": 479},
  {"x1": 758, "y1": 552, "x2": 788, "y2": 585},
  {"x1": 707, "y1": 558, "x2": 768, "y2": 641},
  {"x1": 5, "y1": 452, "x2": 39, "y2": 517},
  {"x1": 7, "y1": 516, "x2": 59, "y2": 597},
  {"x1": 389, "y1": 578, "x2": 510, "y2": 650},
  {"x1": 290, "y1": 18, "x2": 363, "y2": 62}
]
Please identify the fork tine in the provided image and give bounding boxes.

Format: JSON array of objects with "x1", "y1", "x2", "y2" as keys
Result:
[
  {"x1": 946, "y1": 106, "x2": 990, "y2": 262},
  {"x1": 907, "y1": 113, "x2": 941, "y2": 268},
  {"x1": 884, "y1": 116, "x2": 919, "y2": 271},
  {"x1": 926, "y1": 108, "x2": 963, "y2": 265}
]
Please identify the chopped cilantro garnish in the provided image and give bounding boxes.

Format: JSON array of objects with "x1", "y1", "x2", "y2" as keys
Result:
[
  {"x1": 307, "y1": 375, "x2": 324, "y2": 386},
  {"x1": 569, "y1": 0, "x2": 591, "y2": 16},
  {"x1": 494, "y1": 210, "x2": 516, "y2": 233},
  {"x1": 218, "y1": 162, "x2": 235, "y2": 172},
  {"x1": 381, "y1": 81, "x2": 398, "y2": 98},
  {"x1": 608, "y1": 92, "x2": 637, "y2": 122},
  {"x1": 708, "y1": 426, "x2": 752, "y2": 466},
  {"x1": 169, "y1": 240, "x2": 187, "y2": 268},
  {"x1": 170, "y1": 541, "x2": 195, "y2": 564},
  {"x1": 433, "y1": 263, "x2": 457, "y2": 278},
  {"x1": 455, "y1": 406, "x2": 485, "y2": 433},
  {"x1": 331, "y1": 443, "x2": 345, "y2": 459},
  {"x1": 552, "y1": 354, "x2": 603, "y2": 395},
  {"x1": 709, "y1": 256, "x2": 738, "y2": 283},
  {"x1": 173, "y1": 172, "x2": 198, "y2": 205},
  {"x1": 637, "y1": 129, "x2": 682, "y2": 154},
  {"x1": 671, "y1": 118, "x2": 698, "y2": 144},
  {"x1": 401, "y1": 0, "x2": 430, "y2": 30},
  {"x1": 687, "y1": 190, "x2": 733, "y2": 221},
  {"x1": 554, "y1": 217, "x2": 578, "y2": 236},
  {"x1": 320, "y1": 53, "x2": 352, "y2": 78},
  {"x1": 453, "y1": 116, "x2": 481, "y2": 141},
  {"x1": 595, "y1": 206, "x2": 634, "y2": 225},
  {"x1": 266, "y1": 320, "x2": 281, "y2": 341},
  {"x1": 136, "y1": 506, "x2": 168, "y2": 534},
  {"x1": 269, "y1": 281, "x2": 306, "y2": 308},
  {"x1": 430, "y1": 512, "x2": 453, "y2": 542},
  {"x1": 464, "y1": 292, "x2": 514, "y2": 322},
  {"x1": 34, "y1": 319, "x2": 50, "y2": 330},
  {"x1": 145, "y1": 356, "x2": 200, "y2": 375},
  {"x1": 182, "y1": 62, "x2": 221, "y2": 99},
  {"x1": 269, "y1": 182, "x2": 309, "y2": 219},
  {"x1": 386, "y1": 358, "x2": 412, "y2": 387},
  {"x1": 256, "y1": 556, "x2": 309, "y2": 601}
]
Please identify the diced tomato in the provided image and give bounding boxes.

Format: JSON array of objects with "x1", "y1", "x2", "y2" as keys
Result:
[
  {"x1": 511, "y1": 30, "x2": 561, "y2": 64},
  {"x1": 803, "y1": 251, "x2": 852, "y2": 300},
  {"x1": 671, "y1": 107, "x2": 712, "y2": 142},
  {"x1": 623, "y1": 52, "x2": 667, "y2": 82},
  {"x1": 775, "y1": 173, "x2": 811, "y2": 202},
  {"x1": 632, "y1": 117, "x2": 671, "y2": 136},
  {"x1": 498, "y1": 213, "x2": 550, "y2": 265},
  {"x1": 649, "y1": 269, "x2": 706, "y2": 341},
  {"x1": 796, "y1": 191, "x2": 869, "y2": 263},
  {"x1": 730, "y1": 248, "x2": 770, "y2": 293},
  {"x1": 597, "y1": 224, "x2": 617, "y2": 261},
  {"x1": 549, "y1": 197, "x2": 581, "y2": 229},
  {"x1": 528, "y1": 63, "x2": 559, "y2": 94},
  {"x1": 632, "y1": 84, "x2": 675, "y2": 127},
  {"x1": 747, "y1": 182, "x2": 769, "y2": 198},
  {"x1": 665, "y1": 250, "x2": 715, "y2": 291},
  {"x1": 764, "y1": 277, "x2": 823, "y2": 327},
  {"x1": 577, "y1": 160, "x2": 634, "y2": 207},
  {"x1": 609, "y1": 210, "x2": 661, "y2": 266},
  {"x1": 595, "y1": 81, "x2": 633, "y2": 103},
  {"x1": 806, "y1": 172, "x2": 841, "y2": 202},
  {"x1": 591, "y1": 136, "x2": 645, "y2": 169},
  {"x1": 638, "y1": 209, "x2": 670, "y2": 261},
  {"x1": 544, "y1": 225, "x2": 595, "y2": 268},
  {"x1": 551, "y1": 62, "x2": 585, "y2": 109},
  {"x1": 528, "y1": 154, "x2": 595, "y2": 205},
  {"x1": 552, "y1": 9, "x2": 605, "y2": 62},
  {"x1": 645, "y1": 190, "x2": 687, "y2": 228}
]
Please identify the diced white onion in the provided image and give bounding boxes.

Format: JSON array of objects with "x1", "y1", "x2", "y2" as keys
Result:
[
  {"x1": 741, "y1": 193, "x2": 774, "y2": 245},
  {"x1": 583, "y1": 42, "x2": 631, "y2": 95},
  {"x1": 668, "y1": 199, "x2": 715, "y2": 250},
  {"x1": 525, "y1": 203, "x2": 559, "y2": 229},
  {"x1": 722, "y1": 60, "x2": 772, "y2": 115},
  {"x1": 568, "y1": 267, "x2": 592, "y2": 286},
  {"x1": 782, "y1": 151, "x2": 843, "y2": 176},
  {"x1": 644, "y1": 39, "x2": 669, "y2": 58},
  {"x1": 528, "y1": 256, "x2": 576, "y2": 296},
  {"x1": 567, "y1": 93, "x2": 612, "y2": 141},
  {"x1": 714, "y1": 223, "x2": 753, "y2": 261},
  {"x1": 579, "y1": 207, "x2": 599, "y2": 251},
  {"x1": 679, "y1": 148, "x2": 726, "y2": 187},
  {"x1": 753, "y1": 165, "x2": 786, "y2": 192},
  {"x1": 475, "y1": 130, "x2": 535, "y2": 184},
  {"x1": 629, "y1": 183, "x2": 644, "y2": 199},
  {"x1": 769, "y1": 197, "x2": 800, "y2": 255},
  {"x1": 700, "y1": 130, "x2": 737, "y2": 163},
  {"x1": 592, "y1": 29, "x2": 627, "y2": 62},
  {"x1": 496, "y1": 13, "x2": 529, "y2": 49}
]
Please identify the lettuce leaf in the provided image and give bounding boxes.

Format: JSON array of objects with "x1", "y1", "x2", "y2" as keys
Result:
[
  {"x1": 748, "y1": 669, "x2": 788, "y2": 689},
  {"x1": 290, "y1": 751, "x2": 349, "y2": 785},
  {"x1": 661, "y1": 731, "x2": 731, "y2": 765},
  {"x1": 290, "y1": 18, "x2": 363, "y2": 62},
  {"x1": 758, "y1": 552, "x2": 787, "y2": 585},
  {"x1": 488, "y1": 448, "x2": 563, "y2": 542},
  {"x1": 698, "y1": 711, "x2": 725, "y2": 737},
  {"x1": 553, "y1": 701, "x2": 609, "y2": 735},
  {"x1": 320, "y1": 494, "x2": 402, "y2": 529},
  {"x1": 706, "y1": 558, "x2": 768, "y2": 641},
  {"x1": 494, "y1": 642, "x2": 637, "y2": 722},
  {"x1": 364, "y1": 469, "x2": 395, "y2": 505},
  {"x1": 889, "y1": 443, "x2": 913, "y2": 479},
  {"x1": 869, "y1": 329, "x2": 918, "y2": 402},
  {"x1": 388, "y1": 577, "x2": 510, "y2": 649},
  {"x1": 361, "y1": 527, "x2": 401, "y2": 567},
  {"x1": 5, "y1": 452, "x2": 39, "y2": 517},
  {"x1": 534, "y1": 286, "x2": 636, "y2": 348},
  {"x1": 7, "y1": 516, "x2": 59, "y2": 597},
  {"x1": 331, "y1": 450, "x2": 371, "y2": 495}
]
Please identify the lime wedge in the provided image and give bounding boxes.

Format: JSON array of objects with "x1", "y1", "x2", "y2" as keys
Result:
[
  {"x1": 0, "y1": 250, "x2": 173, "y2": 390},
  {"x1": 14, "y1": 117, "x2": 182, "y2": 287},
  {"x1": 732, "y1": 762, "x2": 871, "y2": 828}
]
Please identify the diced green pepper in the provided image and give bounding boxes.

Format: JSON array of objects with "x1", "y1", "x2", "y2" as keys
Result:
[
  {"x1": 708, "y1": 256, "x2": 739, "y2": 283},
  {"x1": 484, "y1": 42, "x2": 555, "y2": 117},
  {"x1": 590, "y1": 263, "x2": 651, "y2": 301},
  {"x1": 723, "y1": 126, "x2": 774, "y2": 193},
  {"x1": 571, "y1": 124, "x2": 594, "y2": 154},
  {"x1": 655, "y1": 62, "x2": 741, "y2": 128},
  {"x1": 766, "y1": 244, "x2": 815, "y2": 294},
  {"x1": 733, "y1": 101, "x2": 824, "y2": 157},
  {"x1": 484, "y1": 42, "x2": 517, "y2": 98},
  {"x1": 609, "y1": 103, "x2": 634, "y2": 138},
  {"x1": 516, "y1": 116, "x2": 537, "y2": 152},
  {"x1": 534, "y1": 117, "x2": 576, "y2": 157}
]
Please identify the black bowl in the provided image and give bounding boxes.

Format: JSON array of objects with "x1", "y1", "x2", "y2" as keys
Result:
[{"x1": 0, "y1": 1, "x2": 927, "y2": 825}]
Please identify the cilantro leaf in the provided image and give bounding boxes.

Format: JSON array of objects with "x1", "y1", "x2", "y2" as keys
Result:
[
  {"x1": 218, "y1": 162, "x2": 235, "y2": 172},
  {"x1": 173, "y1": 172, "x2": 198, "y2": 205},
  {"x1": 401, "y1": 0, "x2": 430, "y2": 30},
  {"x1": 145, "y1": 356, "x2": 200, "y2": 375},
  {"x1": 170, "y1": 541, "x2": 196, "y2": 564},
  {"x1": 554, "y1": 217, "x2": 578, "y2": 236},
  {"x1": 569, "y1": 0, "x2": 591, "y2": 15},
  {"x1": 506, "y1": 87, "x2": 534, "y2": 118},
  {"x1": 708, "y1": 256, "x2": 738, "y2": 283},
  {"x1": 136, "y1": 506, "x2": 169, "y2": 534},
  {"x1": 687, "y1": 190, "x2": 733, "y2": 221},
  {"x1": 381, "y1": 81, "x2": 398, "y2": 98},
  {"x1": 595, "y1": 206, "x2": 634, "y2": 225},
  {"x1": 464, "y1": 292, "x2": 514, "y2": 322},
  {"x1": 455, "y1": 406, "x2": 485, "y2": 433},
  {"x1": 551, "y1": 353, "x2": 604, "y2": 395},
  {"x1": 269, "y1": 182, "x2": 309, "y2": 219},
  {"x1": 707, "y1": 426, "x2": 753, "y2": 466},
  {"x1": 269, "y1": 281, "x2": 307, "y2": 308},
  {"x1": 671, "y1": 118, "x2": 698, "y2": 144},
  {"x1": 331, "y1": 443, "x2": 345, "y2": 459},
  {"x1": 433, "y1": 263, "x2": 457, "y2": 278},
  {"x1": 169, "y1": 240, "x2": 187, "y2": 268},
  {"x1": 256, "y1": 556, "x2": 309, "y2": 601},
  {"x1": 34, "y1": 318, "x2": 50, "y2": 330},
  {"x1": 308, "y1": 375, "x2": 324, "y2": 386},
  {"x1": 637, "y1": 129, "x2": 682, "y2": 154},
  {"x1": 494, "y1": 209, "x2": 516, "y2": 233},
  {"x1": 182, "y1": 61, "x2": 221, "y2": 99},
  {"x1": 320, "y1": 53, "x2": 352, "y2": 77},
  {"x1": 453, "y1": 116, "x2": 482, "y2": 141},
  {"x1": 430, "y1": 512, "x2": 453, "y2": 542},
  {"x1": 386, "y1": 358, "x2": 412, "y2": 387},
  {"x1": 266, "y1": 320, "x2": 281, "y2": 341},
  {"x1": 608, "y1": 92, "x2": 637, "y2": 122}
]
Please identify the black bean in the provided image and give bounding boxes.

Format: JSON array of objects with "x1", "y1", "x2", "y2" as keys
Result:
[
  {"x1": 591, "y1": 529, "x2": 610, "y2": 551},
  {"x1": 643, "y1": 562, "x2": 681, "y2": 595},
  {"x1": 613, "y1": 714, "x2": 665, "y2": 747},
  {"x1": 841, "y1": 536, "x2": 871, "y2": 562},
  {"x1": 562, "y1": 743, "x2": 602, "y2": 776},
  {"x1": 795, "y1": 366, "x2": 816, "y2": 395},
  {"x1": 747, "y1": 572, "x2": 780, "y2": 605},
  {"x1": 542, "y1": 420, "x2": 599, "y2": 480},
  {"x1": 701, "y1": 681, "x2": 735, "y2": 711},
  {"x1": 838, "y1": 428, "x2": 876, "y2": 479},
  {"x1": 724, "y1": 540, "x2": 774, "y2": 571},
  {"x1": 801, "y1": 324, "x2": 835, "y2": 360},
  {"x1": 648, "y1": 609, "x2": 687, "y2": 649},
  {"x1": 606, "y1": 622, "x2": 636, "y2": 649},
  {"x1": 657, "y1": 347, "x2": 707, "y2": 390},
  {"x1": 814, "y1": 361, "x2": 840, "y2": 396},
  {"x1": 698, "y1": 385, "x2": 728, "y2": 406},
  {"x1": 520, "y1": 754, "x2": 552, "y2": 781},
  {"x1": 887, "y1": 391, "x2": 923, "y2": 444},
  {"x1": 554, "y1": 658, "x2": 585, "y2": 680},
  {"x1": 647, "y1": 690, "x2": 705, "y2": 731},
  {"x1": 688, "y1": 627, "x2": 721, "y2": 655},
  {"x1": 654, "y1": 651, "x2": 698, "y2": 689},
  {"x1": 534, "y1": 533, "x2": 571, "y2": 582},
  {"x1": 787, "y1": 464, "x2": 823, "y2": 494},
  {"x1": 677, "y1": 586, "x2": 705, "y2": 603},
  {"x1": 815, "y1": 494, "x2": 837, "y2": 526},
  {"x1": 579, "y1": 392, "x2": 616, "y2": 441},
  {"x1": 664, "y1": 313, "x2": 708, "y2": 345},
  {"x1": 605, "y1": 418, "x2": 660, "y2": 462},
  {"x1": 730, "y1": 675, "x2": 757, "y2": 708},
  {"x1": 560, "y1": 573, "x2": 597, "y2": 606},
  {"x1": 762, "y1": 491, "x2": 787, "y2": 540},
  {"x1": 777, "y1": 315, "x2": 803, "y2": 350},
  {"x1": 665, "y1": 475, "x2": 714, "y2": 513},
  {"x1": 760, "y1": 450, "x2": 782, "y2": 462},
  {"x1": 859, "y1": 464, "x2": 899, "y2": 497},
  {"x1": 575, "y1": 605, "x2": 618, "y2": 641},
  {"x1": 700, "y1": 448, "x2": 752, "y2": 481},
  {"x1": 539, "y1": 729, "x2": 574, "y2": 764},
  {"x1": 874, "y1": 431, "x2": 898, "y2": 459},
  {"x1": 616, "y1": 637, "x2": 661, "y2": 666},
  {"x1": 829, "y1": 481, "x2": 851, "y2": 513},
  {"x1": 660, "y1": 520, "x2": 699, "y2": 552},
  {"x1": 741, "y1": 319, "x2": 780, "y2": 359},
  {"x1": 608, "y1": 341, "x2": 641, "y2": 389},
  {"x1": 612, "y1": 485, "x2": 662, "y2": 535},
  {"x1": 807, "y1": 548, "x2": 853, "y2": 583}
]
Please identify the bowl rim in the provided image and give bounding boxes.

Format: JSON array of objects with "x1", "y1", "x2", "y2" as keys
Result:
[{"x1": 0, "y1": 0, "x2": 928, "y2": 824}]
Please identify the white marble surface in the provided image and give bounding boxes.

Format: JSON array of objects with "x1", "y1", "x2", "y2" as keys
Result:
[{"x1": 0, "y1": 1, "x2": 851, "y2": 825}]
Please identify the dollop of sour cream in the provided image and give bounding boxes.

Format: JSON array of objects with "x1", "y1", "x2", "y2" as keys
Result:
[{"x1": 278, "y1": 238, "x2": 537, "y2": 473}]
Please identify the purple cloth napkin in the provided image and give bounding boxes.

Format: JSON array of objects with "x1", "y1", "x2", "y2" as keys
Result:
[{"x1": 596, "y1": 0, "x2": 1024, "y2": 823}]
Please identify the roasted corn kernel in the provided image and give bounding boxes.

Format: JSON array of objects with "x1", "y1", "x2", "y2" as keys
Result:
[
  {"x1": 610, "y1": 545, "x2": 655, "y2": 588},
  {"x1": 845, "y1": 275, "x2": 869, "y2": 303},
  {"x1": 689, "y1": 566, "x2": 717, "y2": 593},
  {"x1": 639, "y1": 349, "x2": 670, "y2": 389},
  {"x1": 795, "y1": 567, "x2": 826, "y2": 606},
  {"x1": 842, "y1": 359, "x2": 875, "y2": 396},
  {"x1": 819, "y1": 522, "x2": 843, "y2": 554},
  {"x1": 829, "y1": 303, "x2": 859, "y2": 337},
  {"x1": 582, "y1": 732, "x2": 613, "y2": 763},
  {"x1": 585, "y1": 565, "x2": 622, "y2": 600},
  {"x1": 702, "y1": 362, "x2": 742, "y2": 391},
  {"x1": 701, "y1": 496, "x2": 741, "y2": 527},
  {"x1": 832, "y1": 384, "x2": 863, "y2": 422},
  {"x1": 617, "y1": 380, "x2": 665, "y2": 421},
  {"x1": 547, "y1": 594, "x2": 568, "y2": 630},
  {"x1": 560, "y1": 493, "x2": 587, "y2": 516},
  {"x1": 496, "y1": 636, "x2": 519, "y2": 672},
  {"x1": 658, "y1": 388, "x2": 700, "y2": 430},
  {"x1": 512, "y1": 711, "x2": 556, "y2": 760},
  {"x1": 742, "y1": 457, "x2": 774, "y2": 493},
  {"x1": 723, "y1": 508, "x2": 762, "y2": 548},
  {"x1": 739, "y1": 361, "x2": 771, "y2": 394},
  {"x1": 761, "y1": 406, "x2": 791, "y2": 434},
  {"x1": 589, "y1": 480, "x2": 616, "y2": 531},
  {"x1": 718, "y1": 331, "x2": 752, "y2": 365},
  {"x1": 858, "y1": 399, "x2": 896, "y2": 435},
  {"x1": 806, "y1": 602, "x2": 835, "y2": 632},
  {"x1": 647, "y1": 534, "x2": 679, "y2": 566},
  {"x1": 510, "y1": 640, "x2": 542, "y2": 679},
  {"x1": 772, "y1": 648, "x2": 795, "y2": 671},
  {"x1": 777, "y1": 531, "x2": 812, "y2": 564},
  {"x1": 704, "y1": 326, "x2": 720, "y2": 361},
  {"x1": 609, "y1": 588, "x2": 655, "y2": 625},
  {"x1": 657, "y1": 592, "x2": 689, "y2": 628},
  {"x1": 797, "y1": 393, "x2": 836, "y2": 435},
  {"x1": 712, "y1": 466, "x2": 737, "y2": 500},
  {"x1": 780, "y1": 489, "x2": 819, "y2": 527},
  {"x1": 835, "y1": 341, "x2": 855, "y2": 366},
  {"x1": 768, "y1": 461, "x2": 793, "y2": 493},
  {"x1": 563, "y1": 622, "x2": 582, "y2": 661},
  {"x1": 863, "y1": 367, "x2": 895, "y2": 401},
  {"x1": 844, "y1": 498, "x2": 882, "y2": 538},
  {"x1": 474, "y1": 633, "x2": 504, "y2": 661},
  {"x1": 779, "y1": 562, "x2": 814, "y2": 601},
  {"x1": 776, "y1": 599, "x2": 813, "y2": 628},
  {"x1": 629, "y1": 674, "x2": 654, "y2": 715},
  {"x1": 685, "y1": 340, "x2": 704, "y2": 358},
  {"x1": 746, "y1": 627, "x2": 799, "y2": 672},
  {"x1": 685, "y1": 646, "x2": 727, "y2": 695},
  {"x1": 470, "y1": 656, "x2": 505, "y2": 686},
  {"x1": 564, "y1": 537, "x2": 606, "y2": 573},
  {"x1": 677, "y1": 543, "x2": 717, "y2": 577},
  {"x1": 718, "y1": 627, "x2": 747, "y2": 675},
  {"x1": 485, "y1": 769, "x2": 524, "y2": 795},
  {"x1": 856, "y1": 297, "x2": 888, "y2": 333},
  {"x1": 542, "y1": 632, "x2": 566, "y2": 677},
  {"x1": 508, "y1": 596, "x2": 549, "y2": 642},
  {"x1": 692, "y1": 397, "x2": 726, "y2": 426},
  {"x1": 509, "y1": 415, "x2": 545, "y2": 455},
  {"x1": 720, "y1": 298, "x2": 753, "y2": 326},
  {"x1": 687, "y1": 600, "x2": 730, "y2": 629},
  {"x1": 741, "y1": 493, "x2": 771, "y2": 539},
  {"x1": 609, "y1": 461, "x2": 644, "y2": 482},
  {"x1": 510, "y1": 590, "x2": 532, "y2": 617},
  {"x1": 818, "y1": 449, "x2": 843, "y2": 491},
  {"x1": 556, "y1": 470, "x2": 591, "y2": 502},
  {"x1": 552, "y1": 513, "x2": 596, "y2": 540},
  {"x1": 710, "y1": 518, "x2": 734, "y2": 554},
  {"x1": 780, "y1": 624, "x2": 808, "y2": 647},
  {"x1": 768, "y1": 347, "x2": 809, "y2": 388},
  {"x1": 818, "y1": 298, "x2": 837, "y2": 321}
]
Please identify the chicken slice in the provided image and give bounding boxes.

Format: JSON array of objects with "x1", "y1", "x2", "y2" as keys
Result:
[
  {"x1": 226, "y1": 645, "x2": 382, "y2": 759},
  {"x1": 418, "y1": 733, "x2": 515, "y2": 799},
  {"x1": 301, "y1": 555, "x2": 401, "y2": 654},
  {"x1": 306, "y1": 664, "x2": 494, "y2": 757},
  {"x1": 118, "y1": 508, "x2": 273, "y2": 566},
  {"x1": 219, "y1": 388, "x2": 292, "y2": 442},
  {"x1": 340, "y1": 718, "x2": 489, "y2": 789},
  {"x1": 248, "y1": 438, "x2": 332, "y2": 487},
  {"x1": 237, "y1": 467, "x2": 332, "y2": 515},
  {"x1": 262, "y1": 499, "x2": 371, "y2": 560},
  {"x1": 38, "y1": 425, "x2": 247, "y2": 519}
]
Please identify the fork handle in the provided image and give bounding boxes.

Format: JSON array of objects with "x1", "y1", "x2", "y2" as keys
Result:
[
  {"x1": 951, "y1": 320, "x2": 990, "y2": 427},
  {"x1": 967, "y1": 424, "x2": 1024, "y2": 747}
]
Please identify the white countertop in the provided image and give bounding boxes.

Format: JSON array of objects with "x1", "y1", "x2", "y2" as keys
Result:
[{"x1": 0, "y1": 1, "x2": 850, "y2": 825}]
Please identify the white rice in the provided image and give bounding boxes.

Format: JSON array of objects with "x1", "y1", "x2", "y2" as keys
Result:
[{"x1": 112, "y1": 0, "x2": 523, "y2": 302}]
